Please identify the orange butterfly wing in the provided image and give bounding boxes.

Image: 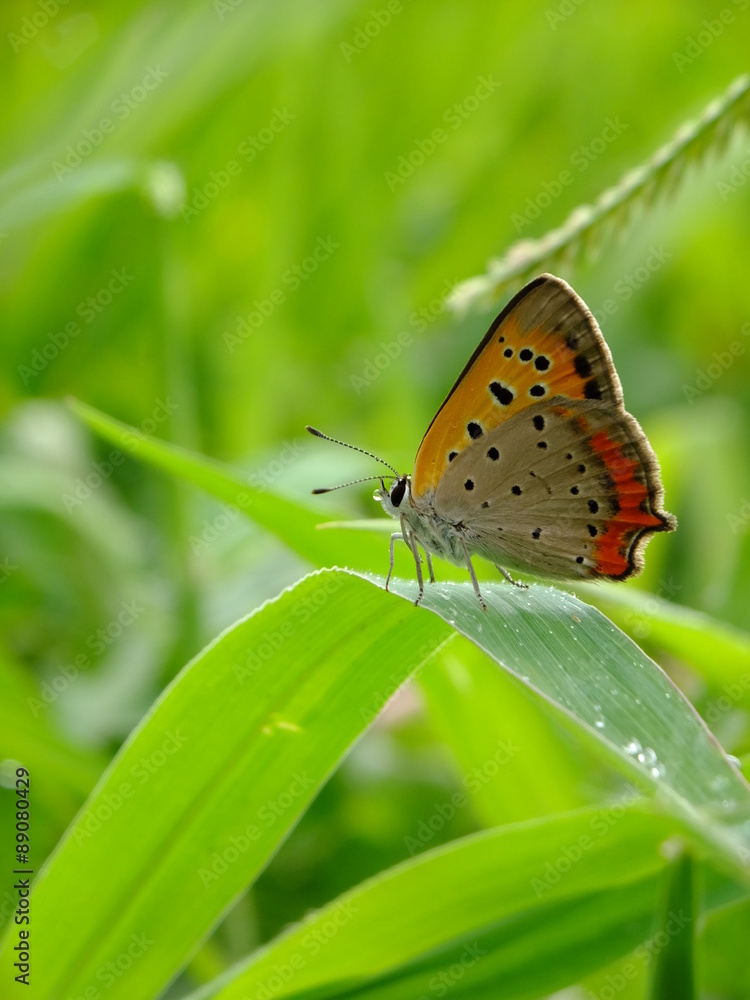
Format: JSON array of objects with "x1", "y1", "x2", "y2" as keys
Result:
[{"x1": 412, "y1": 274, "x2": 624, "y2": 500}]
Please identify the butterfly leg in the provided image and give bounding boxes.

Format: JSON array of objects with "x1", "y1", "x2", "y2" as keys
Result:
[
  {"x1": 497, "y1": 565, "x2": 529, "y2": 590},
  {"x1": 400, "y1": 518, "x2": 425, "y2": 606},
  {"x1": 386, "y1": 532, "x2": 403, "y2": 592},
  {"x1": 459, "y1": 536, "x2": 487, "y2": 612},
  {"x1": 425, "y1": 550, "x2": 435, "y2": 584}
]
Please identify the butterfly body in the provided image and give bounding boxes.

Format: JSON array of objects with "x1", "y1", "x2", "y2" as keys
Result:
[
  {"x1": 311, "y1": 273, "x2": 676, "y2": 608},
  {"x1": 378, "y1": 476, "x2": 466, "y2": 566}
]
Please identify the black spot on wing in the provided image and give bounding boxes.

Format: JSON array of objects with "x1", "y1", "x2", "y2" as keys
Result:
[
  {"x1": 574, "y1": 354, "x2": 592, "y2": 378},
  {"x1": 467, "y1": 421, "x2": 483, "y2": 439},
  {"x1": 584, "y1": 379, "x2": 602, "y2": 400},
  {"x1": 490, "y1": 381, "x2": 514, "y2": 406}
]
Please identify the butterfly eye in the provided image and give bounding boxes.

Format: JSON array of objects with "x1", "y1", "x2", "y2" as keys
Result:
[{"x1": 390, "y1": 478, "x2": 407, "y2": 508}]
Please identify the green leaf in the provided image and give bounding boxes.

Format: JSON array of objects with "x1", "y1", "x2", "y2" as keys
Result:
[
  {"x1": 648, "y1": 852, "x2": 695, "y2": 1000},
  {"x1": 580, "y1": 582, "x2": 750, "y2": 701},
  {"x1": 418, "y1": 637, "x2": 593, "y2": 826},
  {"x1": 0, "y1": 652, "x2": 104, "y2": 814},
  {"x1": 67, "y1": 398, "x2": 386, "y2": 573},
  {"x1": 700, "y1": 894, "x2": 750, "y2": 997},
  {"x1": 183, "y1": 805, "x2": 708, "y2": 1000},
  {"x1": 379, "y1": 573, "x2": 750, "y2": 879},
  {"x1": 0, "y1": 570, "x2": 453, "y2": 1000}
]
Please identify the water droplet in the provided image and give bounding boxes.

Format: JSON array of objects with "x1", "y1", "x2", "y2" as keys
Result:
[
  {"x1": 625, "y1": 739, "x2": 642, "y2": 756},
  {"x1": 637, "y1": 747, "x2": 657, "y2": 767},
  {"x1": 727, "y1": 754, "x2": 742, "y2": 767},
  {"x1": 650, "y1": 764, "x2": 664, "y2": 778},
  {"x1": 594, "y1": 719, "x2": 605, "y2": 729},
  {"x1": 710, "y1": 774, "x2": 730, "y2": 793}
]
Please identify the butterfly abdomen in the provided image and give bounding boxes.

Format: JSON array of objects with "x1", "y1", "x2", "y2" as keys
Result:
[{"x1": 402, "y1": 497, "x2": 468, "y2": 567}]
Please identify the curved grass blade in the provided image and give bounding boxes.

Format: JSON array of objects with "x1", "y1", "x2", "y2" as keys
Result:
[
  {"x1": 378, "y1": 573, "x2": 750, "y2": 880},
  {"x1": 184, "y1": 805, "x2": 729, "y2": 1000},
  {"x1": 0, "y1": 570, "x2": 453, "y2": 1000},
  {"x1": 647, "y1": 852, "x2": 695, "y2": 1000},
  {"x1": 580, "y1": 582, "x2": 750, "y2": 701},
  {"x1": 67, "y1": 398, "x2": 387, "y2": 573}
]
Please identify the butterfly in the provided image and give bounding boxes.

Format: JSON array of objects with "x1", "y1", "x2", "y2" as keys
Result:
[{"x1": 308, "y1": 273, "x2": 676, "y2": 609}]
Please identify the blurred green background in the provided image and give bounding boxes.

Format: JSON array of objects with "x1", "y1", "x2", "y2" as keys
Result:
[{"x1": 1, "y1": 0, "x2": 750, "y2": 993}]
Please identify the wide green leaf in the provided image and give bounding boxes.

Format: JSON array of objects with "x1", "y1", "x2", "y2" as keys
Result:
[
  {"x1": 584, "y1": 583, "x2": 750, "y2": 702},
  {"x1": 379, "y1": 573, "x2": 750, "y2": 879},
  {"x1": 0, "y1": 570, "x2": 453, "y2": 1000},
  {"x1": 418, "y1": 637, "x2": 593, "y2": 827},
  {"x1": 185, "y1": 805, "x2": 730, "y2": 1000}
]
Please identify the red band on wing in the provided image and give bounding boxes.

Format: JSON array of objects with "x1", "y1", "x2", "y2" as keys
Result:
[{"x1": 586, "y1": 427, "x2": 664, "y2": 577}]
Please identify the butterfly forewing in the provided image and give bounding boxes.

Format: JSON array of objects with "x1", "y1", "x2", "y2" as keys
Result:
[{"x1": 412, "y1": 274, "x2": 624, "y2": 500}]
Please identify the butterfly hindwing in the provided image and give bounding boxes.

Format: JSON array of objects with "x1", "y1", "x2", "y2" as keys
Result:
[
  {"x1": 431, "y1": 397, "x2": 675, "y2": 580},
  {"x1": 412, "y1": 274, "x2": 623, "y2": 501}
]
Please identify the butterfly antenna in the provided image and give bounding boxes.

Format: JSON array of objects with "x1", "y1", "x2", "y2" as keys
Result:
[
  {"x1": 306, "y1": 425, "x2": 400, "y2": 478},
  {"x1": 312, "y1": 474, "x2": 387, "y2": 495}
]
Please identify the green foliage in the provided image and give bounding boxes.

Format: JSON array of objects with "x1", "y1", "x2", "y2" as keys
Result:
[{"x1": 2, "y1": 2, "x2": 750, "y2": 998}]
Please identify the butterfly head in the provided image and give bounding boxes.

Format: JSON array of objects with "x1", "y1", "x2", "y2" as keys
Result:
[{"x1": 374, "y1": 474, "x2": 411, "y2": 519}]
